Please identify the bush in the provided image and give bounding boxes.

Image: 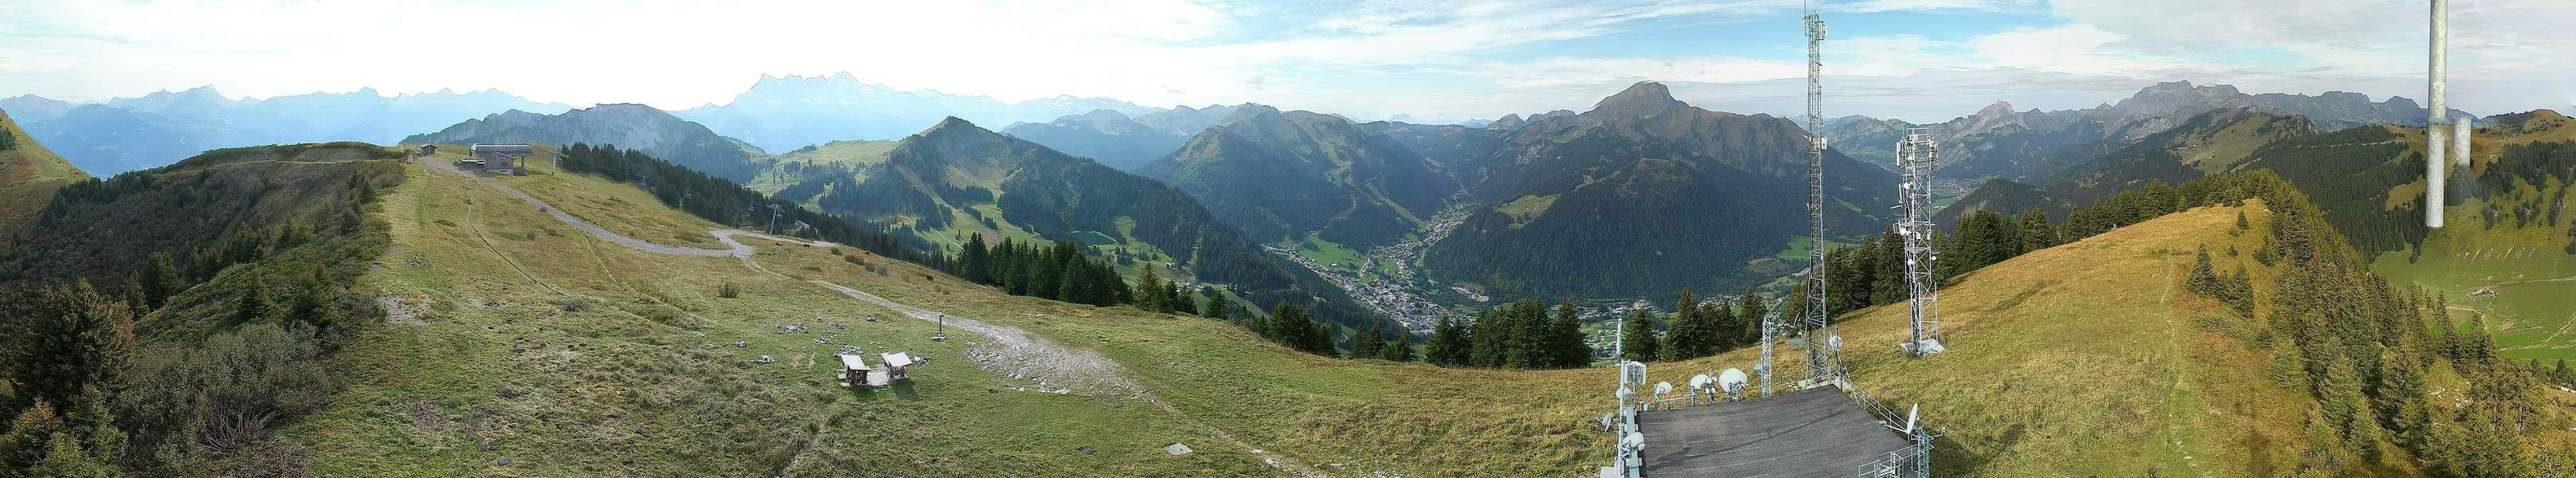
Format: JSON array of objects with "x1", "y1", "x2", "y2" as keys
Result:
[
  {"x1": 718, "y1": 281, "x2": 739, "y2": 298},
  {"x1": 119, "y1": 323, "x2": 330, "y2": 465}
]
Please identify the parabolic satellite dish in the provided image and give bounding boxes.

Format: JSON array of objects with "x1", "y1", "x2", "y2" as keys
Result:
[
  {"x1": 1689, "y1": 374, "x2": 1715, "y2": 391},
  {"x1": 1653, "y1": 381, "x2": 1674, "y2": 397},
  {"x1": 1717, "y1": 368, "x2": 1748, "y2": 392}
]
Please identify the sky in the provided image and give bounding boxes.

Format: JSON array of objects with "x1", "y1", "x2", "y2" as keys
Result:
[{"x1": 0, "y1": 0, "x2": 2568, "y2": 123}]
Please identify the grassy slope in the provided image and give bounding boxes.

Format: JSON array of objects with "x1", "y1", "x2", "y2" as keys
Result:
[
  {"x1": 746, "y1": 139, "x2": 899, "y2": 193},
  {"x1": 297, "y1": 157, "x2": 2515, "y2": 476},
  {"x1": 1658, "y1": 201, "x2": 2314, "y2": 476},
  {"x1": 306, "y1": 161, "x2": 1613, "y2": 476},
  {"x1": 2370, "y1": 112, "x2": 2576, "y2": 360},
  {"x1": 0, "y1": 109, "x2": 89, "y2": 229}
]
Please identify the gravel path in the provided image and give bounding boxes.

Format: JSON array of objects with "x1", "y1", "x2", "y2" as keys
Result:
[
  {"x1": 432, "y1": 163, "x2": 1316, "y2": 475},
  {"x1": 428, "y1": 162, "x2": 733, "y2": 257}
]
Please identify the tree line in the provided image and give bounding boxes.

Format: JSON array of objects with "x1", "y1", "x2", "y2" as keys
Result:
[{"x1": 2, "y1": 155, "x2": 399, "y2": 476}]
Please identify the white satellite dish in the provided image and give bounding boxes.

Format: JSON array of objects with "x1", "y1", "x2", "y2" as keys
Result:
[
  {"x1": 1619, "y1": 432, "x2": 1646, "y2": 453},
  {"x1": 1653, "y1": 381, "x2": 1674, "y2": 397},
  {"x1": 1615, "y1": 386, "x2": 1635, "y2": 402},
  {"x1": 1689, "y1": 374, "x2": 1715, "y2": 391},
  {"x1": 1904, "y1": 404, "x2": 1920, "y2": 433},
  {"x1": 1717, "y1": 368, "x2": 1748, "y2": 393}
]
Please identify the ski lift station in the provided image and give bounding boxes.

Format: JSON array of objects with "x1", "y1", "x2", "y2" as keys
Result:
[{"x1": 469, "y1": 143, "x2": 534, "y2": 174}]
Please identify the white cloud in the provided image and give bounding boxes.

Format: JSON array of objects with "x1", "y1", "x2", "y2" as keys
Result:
[
  {"x1": 1968, "y1": 24, "x2": 2193, "y2": 75},
  {"x1": 0, "y1": 0, "x2": 2562, "y2": 122}
]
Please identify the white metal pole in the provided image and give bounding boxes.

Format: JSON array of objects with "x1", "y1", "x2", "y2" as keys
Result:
[{"x1": 2425, "y1": 0, "x2": 2448, "y2": 229}]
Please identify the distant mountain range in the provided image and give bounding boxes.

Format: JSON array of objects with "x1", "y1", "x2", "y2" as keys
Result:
[
  {"x1": 999, "y1": 109, "x2": 1188, "y2": 171},
  {"x1": 1933, "y1": 106, "x2": 2318, "y2": 226},
  {"x1": 769, "y1": 117, "x2": 1378, "y2": 330},
  {"x1": 1825, "y1": 80, "x2": 2479, "y2": 182},
  {"x1": 2, "y1": 87, "x2": 566, "y2": 174},
  {"x1": 1419, "y1": 82, "x2": 1899, "y2": 301},
  {"x1": 674, "y1": 73, "x2": 1160, "y2": 152},
  {"x1": 1139, "y1": 105, "x2": 1453, "y2": 250},
  {"x1": 404, "y1": 104, "x2": 772, "y2": 182}
]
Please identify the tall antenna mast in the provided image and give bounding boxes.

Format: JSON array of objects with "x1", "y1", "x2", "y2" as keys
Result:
[
  {"x1": 1897, "y1": 130, "x2": 1944, "y2": 358},
  {"x1": 2423, "y1": 0, "x2": 2453, "y2": 229},
  {"x1": 1799, "y1": 0, "x2": 1842, "y2": 384}
]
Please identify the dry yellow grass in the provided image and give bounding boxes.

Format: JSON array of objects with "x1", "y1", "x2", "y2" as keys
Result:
[{"x1": 1654, "y1": 201, "x2": 2314, "y2": 476}]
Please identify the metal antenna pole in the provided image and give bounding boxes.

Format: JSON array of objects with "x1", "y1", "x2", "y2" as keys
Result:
[
  {"x1": 2424, "y1": 0, "x2": 2449, "y2": 229},
  {"x1": 1898, "y1": 129, "x2": 1942, "y2": 358},
  {"x1": 1800, "y1": 0, "x2": 1840, "y2": 385}
]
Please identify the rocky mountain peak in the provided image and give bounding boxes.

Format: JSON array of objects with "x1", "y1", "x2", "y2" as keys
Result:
[{"x1": 1589, "y1": 81, "x2": 1685, "y2": 117}]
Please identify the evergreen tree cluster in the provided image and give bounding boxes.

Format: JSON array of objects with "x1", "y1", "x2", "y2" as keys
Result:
[
  {"x1": 1422, "y1": 299, "x2": 1589, "y2": 368},
  {"x1": 2158, "y1": 170, "x2": 2564, "y2": 475},
  {"x1": 949, "y1": 234, "x2": 1130, "y2": 308},
  {"x1": 556, "y1": 143, "x2": 917, "y2": 261},
  {"x1": 1347, "y1": 321, "x2": 1417, "y2": 362},
  {"x1": 0, "y1": 145, "x2": 411, "y2": 476},
  {"x1": 1259, "y1": 304, "x2": 1336, "y2": 355},
  {"x1": 2183, "y1": 246, "x2": 2255, "y2": 316}
]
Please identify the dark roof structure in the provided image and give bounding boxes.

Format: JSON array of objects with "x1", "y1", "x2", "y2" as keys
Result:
[{"x1": 1635, "y1": 386, "x2": 1911, "y2": 476}]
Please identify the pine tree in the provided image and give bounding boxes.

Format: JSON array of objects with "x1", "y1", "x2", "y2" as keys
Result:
[
  {"x1": 2187, "y1": 246, "x2": 2219, "y2": 296},
  {"x1": 1736, "y1": 288, "x2": 1768, "y2": 346},
  {"x1": 2237, "y1": 210, "x2": 2252, "y2": 230},
  {"x1": 1384, "y1": 331, "x2": 1418, "y2": 362},
  {"x1": 1663, "y1": 290, "x2": 1705, "y2": 360},
  {"x1": 137, "y1": 253, "x2": 178, "y2": 311},
  {"x1": 61, "y1": 386, "x2": 122, "y2": 469},
  {"x1": 1427, "y1": 314, "x2": 1473, "y2": 366},
  {"x1": 14, "y1": 281, "x2": 135, "y2": 414},
  {"x1": 32, "y1": 432, "x2": 115, "y2": 478},
  {"x1": 1706, "y1": 297, "x2": 1740, "y2": 352},
  {"x1": 1468, "y1": 309, "x2": 1509, "y2": 366},
  {"x1": 1351, "y1": 322, "x2": 1385, "y2": 358},
  {"x1": 1505, "y1": 299, "x2": 1551, "y2": 368},
  {"x1": 1869, "y1": 228, "x2": 1909, "y2": 305},
  {"x1": 1618, "y1": 311, "x2": 1659, "y2": 362},
  {"x1": 2320, "y1": 349, "x2": 2380, "y2": 457},
  {"x1": 1206, "y1": 296, "x2": 1231, "y2": 323},
  {"x1": 2018, "y1": 210, "x2": 2057, "y2": 254},
  {"x1": 1551, "y1": 300, "x2": 1592, "y2": 367},
  {"x1": 1133, "y1": 263, "x2": 1165, "y2": 312},
  {"x1": 0, "y1": 400, "x2": 64, "y2": 473}
]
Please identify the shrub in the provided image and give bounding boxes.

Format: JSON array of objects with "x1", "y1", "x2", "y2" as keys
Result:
[{"x1": 718, "y1": 282, "x2": 739, "y2": 298}]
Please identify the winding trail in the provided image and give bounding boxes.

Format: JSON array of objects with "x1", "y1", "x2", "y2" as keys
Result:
[
  {"x1": 427, "y1": 162, "x2": 1141, "y2": 395},
  {"x1": 428, "y1": 163, "x2": 1321, "y2": 474}
]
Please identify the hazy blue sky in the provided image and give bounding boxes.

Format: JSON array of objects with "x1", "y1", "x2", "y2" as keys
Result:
[{"x1": 0, "y1": 0, "x2": 2566, "y2": 123}]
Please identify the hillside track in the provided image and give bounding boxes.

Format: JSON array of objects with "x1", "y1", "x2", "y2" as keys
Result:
[{"x1": 421, "y1": 162, "x2": 1321, "y2": 475}]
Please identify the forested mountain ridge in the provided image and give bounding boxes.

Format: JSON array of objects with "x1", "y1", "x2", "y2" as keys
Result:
[
  {"x1": 1137, "y1": 105, "x2": 1455, "y2": 250},
  {"x1": 1419, "y1": 81, "x2": 1899, "y2": 302},
  {"x1": 776, "y1": 117, "x2": 1382, "y2": 332},
  {"x1": 1818, "y1": 114, "x2": 1912, "y2": 170},
  {"x1": 1936, "y1": 107, "x2": 2320, "y2": 225},
  {"x1": 1000, "y1": 109, "x2": 1187, "y2": 171},
  {"x1": 404, "y1": 104, "x2": 773, "y2": 182},
  {"x1": 0, "y1": 108, "x2": 89, "y2": 232}
]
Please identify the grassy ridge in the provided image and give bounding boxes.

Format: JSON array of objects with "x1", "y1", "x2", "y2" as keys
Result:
[
  {"x1": 1653, "y1": 202, "x2": 2319, "y2": 476},
  {"x1": 307, "y1": 161, "x2": 1612, "y2": 476},
  {"x1": 0, "y1": 108, "x2": 88, "y2": 231}
]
